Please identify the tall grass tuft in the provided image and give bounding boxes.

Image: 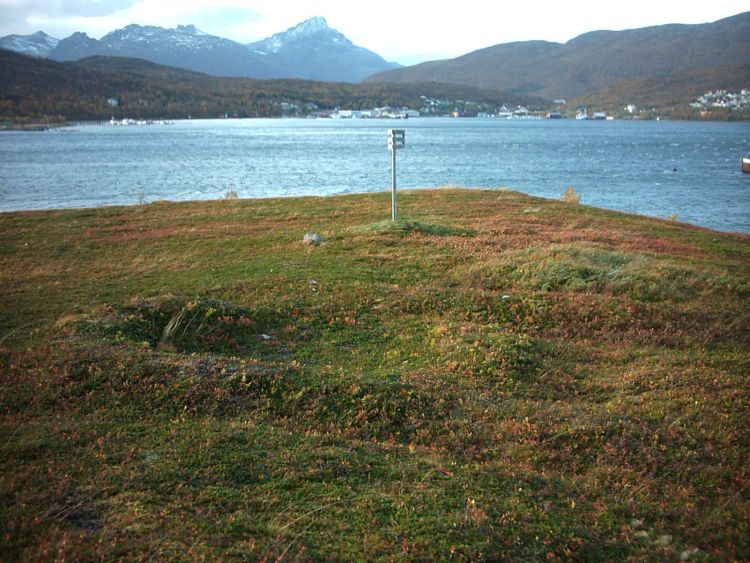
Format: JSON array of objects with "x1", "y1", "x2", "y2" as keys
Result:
[
  {"x1": 562, "y1": 186, "x2": 581, "y2": 204},
  {"x1": 159, "y1": 307, "x2": 187, "y2": 351}
]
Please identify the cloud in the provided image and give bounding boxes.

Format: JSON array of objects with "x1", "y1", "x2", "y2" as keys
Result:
[
  {"x1": 0, "y1": 0, "x2": 137, "y2": 36},
  {"x1": 1, "y1": 0, "x2": 747, "y2": 62},
  {"x1": 0, "y1": 0, "x2": 262, "y2": 39},
  {"x1": 58, "y1": 0, "x2": 138, "y2": 17},
  {"x1": 2, "y1": 0, "x2": 137, "y2": 19},
  {"x1": 188, "y1": 8, "x2": 263, "y2": 41}
]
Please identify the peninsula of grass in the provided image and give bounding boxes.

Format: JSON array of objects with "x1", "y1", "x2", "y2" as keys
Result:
[{"x1": 1, "y1": 188, "x2": 748, "y2": 560}]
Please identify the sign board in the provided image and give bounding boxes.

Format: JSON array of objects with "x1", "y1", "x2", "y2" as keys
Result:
[{"x1": 388, "y1": 129, "x2": 405, "y2": 150}]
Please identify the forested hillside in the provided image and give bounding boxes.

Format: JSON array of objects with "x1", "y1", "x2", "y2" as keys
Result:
[
  {"x1": 568, "y1": 63, "x2": 750, "y2": 119},
  {"x1": 369, "y1": 13, "x2": 750, "y2": 101},
  {"x1": 0, "y1": 50, "x2": 523, "y2": 122}
]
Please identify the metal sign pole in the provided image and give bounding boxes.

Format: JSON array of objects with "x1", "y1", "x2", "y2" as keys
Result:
[
  {"x1": 387, "y1": 129, "x2": 405, "y2": 222},
  {"x1": 391, "y1": 145, "x2": 397, "y2": 221}
]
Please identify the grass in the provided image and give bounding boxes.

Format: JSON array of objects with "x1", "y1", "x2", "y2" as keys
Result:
[{"x1": 1, "y1": 188, "x2": 748, "y2": 560}]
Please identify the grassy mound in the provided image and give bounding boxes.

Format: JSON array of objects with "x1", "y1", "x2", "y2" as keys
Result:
[
  {"x1": 68, "y1": 296, "x2": 268, "y2": 354},
  {"x1": 1, "y1": 188, "x2": 748, "y2": 560},
  {"x1": 350, "y1": 218, "x2": 477, "y2": 238}
]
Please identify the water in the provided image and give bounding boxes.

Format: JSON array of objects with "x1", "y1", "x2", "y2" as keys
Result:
[{"x1": 1, "y1": 118, "x2": 749, "y2": 233}]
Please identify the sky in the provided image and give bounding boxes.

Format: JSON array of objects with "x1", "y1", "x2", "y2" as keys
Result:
[{"x1": 1, "y1": 0, "x2": 748, "y2": 65}]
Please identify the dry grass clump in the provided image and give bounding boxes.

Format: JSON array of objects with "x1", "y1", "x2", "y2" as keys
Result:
[{"x1": 562, "y1": 186, "x2": 581, "y2": 204}]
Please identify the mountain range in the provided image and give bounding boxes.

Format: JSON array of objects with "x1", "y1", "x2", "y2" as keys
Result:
[
  {"x1": 1, "y1": 12, "x2": 749, "y2": 108},
  {"x1": 368, "y1": 12, "x2": 750, "y2": 100},
  {"x1": 0, "y1": 17, "x2": 399, "y2": 83}
]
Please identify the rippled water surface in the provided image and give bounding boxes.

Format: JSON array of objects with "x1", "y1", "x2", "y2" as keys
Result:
[{"x1": 1, "y1": 118, "x2": 748, "y2": 232}]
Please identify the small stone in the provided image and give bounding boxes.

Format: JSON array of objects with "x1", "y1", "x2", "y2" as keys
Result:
[
  {"x1": 261, "y1": 334, "x2": 272, "y2": 341},
  {"x1": 303, "y1": 232, "x2": 325, "y2": 246}
]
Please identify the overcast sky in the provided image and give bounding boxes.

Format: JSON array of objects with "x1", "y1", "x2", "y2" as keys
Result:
[{"x1": 1, "y1": 0, "x2": 747, "y2": 64}]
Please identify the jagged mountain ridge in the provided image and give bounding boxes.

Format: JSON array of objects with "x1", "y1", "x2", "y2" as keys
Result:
[
  {"x1": 0, "y1": 17, "x2": 396, "y2": 82},
  {"x1": 49, "y1": 24, "x2": 291, "y2": 79},
  {"x1": 368, "y1": 12, "x2": 750, "y2": 100}
]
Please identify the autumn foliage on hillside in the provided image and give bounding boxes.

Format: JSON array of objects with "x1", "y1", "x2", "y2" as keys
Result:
[{"x1": 569, "y1": 63, "x2": 750, "y2": 119}]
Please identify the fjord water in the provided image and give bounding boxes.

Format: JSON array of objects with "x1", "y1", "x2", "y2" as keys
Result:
[{"x1": 1, "y1": 118, "x2": 748, "y2": 233}]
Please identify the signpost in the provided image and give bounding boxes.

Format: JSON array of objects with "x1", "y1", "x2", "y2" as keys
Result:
[{"x1": 387, "y1": 129, "x2": 405, "y2": 221}]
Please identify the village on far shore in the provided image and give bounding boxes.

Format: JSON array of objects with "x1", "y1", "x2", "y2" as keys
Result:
[{"x1": 286, "y1": 88, "x2": 750, "y2": 121}]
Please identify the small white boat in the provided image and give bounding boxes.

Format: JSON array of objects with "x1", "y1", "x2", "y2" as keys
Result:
[{"x1": 743, "y1": 152, "x2": 750, "y2": 174}]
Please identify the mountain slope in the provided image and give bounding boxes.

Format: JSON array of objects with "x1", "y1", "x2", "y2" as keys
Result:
[
  {"x1": 0, "y1": 49, "x2": 522, "y2": 121},
  {"x1": 569, "y1": 63, "x2": 750, "y2": 118},
  {"x1": 368, "y1": 12, "x2": 750, "y2": 100},
  {"x1": 248, "y1": 16, "x2": 399, "y2": 82},
  {"x1": 48, "y1": 32, "x2": 104, "y2": 61}
]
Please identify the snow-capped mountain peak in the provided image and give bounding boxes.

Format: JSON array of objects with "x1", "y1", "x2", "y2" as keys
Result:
[
  {"x1": 251, "y1": 16, "x2": 351, "y2": 54},
  {"x1": 290, "y1": 16, "x2": 332, "y2": 37},
  {"x1": 0, "y1": 30, "x2": 59, "y2": 57}
]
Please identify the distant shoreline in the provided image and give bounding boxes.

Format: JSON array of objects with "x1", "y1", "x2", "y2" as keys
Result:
[{"x1": 1, "y1": 111, "x2": 748, "y2": 131}]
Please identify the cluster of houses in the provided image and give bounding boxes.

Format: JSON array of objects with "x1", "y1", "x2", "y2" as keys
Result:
[
  {"x1": 297, "y1": 104, "x2": 552, "y2": 120},
  {"x1": 326, "y1": 108, "x2": 421, "y2": 119},
  {"x1": 280, "y1": 102, "x2": 419, "y2": 119},
  {"x1": 321, "y1": 106, "x2": 551, "y2": 119},
  {"x1": 280, "y1": 96, "x2": 534, "y2": 119},
  {"x1": 420, "y1": 97, "x2": 542, "y2": 119},
  {"x1": 280, "y1": 94, "x2": 613, "y2": 120},
  {"x1": 293, "y1": 95, "x2": 612, "y2": 120},
  {"x1": 690, "y1": 89, "x2": 750, "y2": 110}
]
